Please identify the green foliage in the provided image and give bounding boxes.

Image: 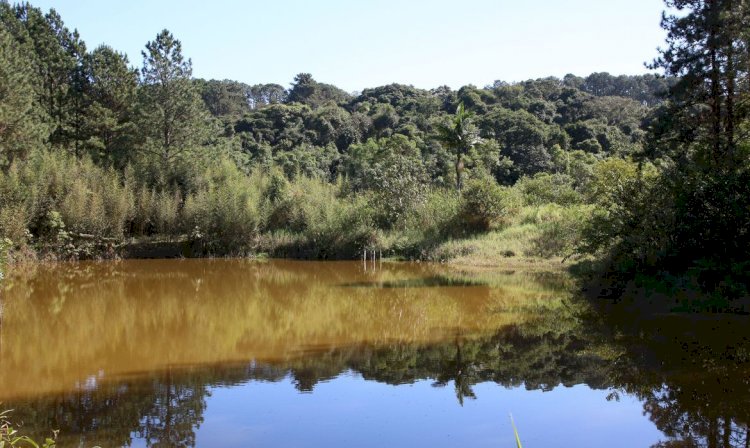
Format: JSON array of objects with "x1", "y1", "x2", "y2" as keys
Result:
[
  {"x1": 131, "y1": 183, "x2": 181, "y2": 236},
  {"x1": 579, "y1": 158, "x2": 663, "y2": 258},
  {"x1": 262, "y1": 176, "x2": 377, "y2": 258},
  {"x1": 525, "y1": 204, "x2": 592, "y2": 258},
  {"x1": 479, "y1": 107, "x2": 564, "y2": 181},
  {"x1": 80, "y1": 45, "x2": 138, "y2": 166},
  {"x1": 287, "y1": 73, "x2": 351, "y2": 108},
  {"x1": 0, "y1": 237, "x2": 11, "y2": 281},
  {"x1": 0, "y1": 23, "x2": 45, "y2": 164},
  {"x1": 578, "y1": 0, "x2": 750, "y2": 305},
  {"x1": 0, "y1": 149, "x2": 133, "y2": 243},
  {"x1": 0, "y1": 410, "x2": 57, "y2": 448},
  {"x1": 516, "y1": 173, "x2": 582, "y2": 206},
  {"x1": 196, "y1": 79, "x2": 251, "y2": 120},
  {"x1": 274, "y1": 143, "x2": 338, "y2": 180},
  {"x1": 399, "y1": 188, "x2": 462, "y2": 252},
  {"x1": 343, "y1": 135, "x2": 427, "y2": 228},
  {"x1": 182, "y1": 160, "x2": 263, "y2": 252},
  {"x1": 137, "y1": 30, "x2": 212, "y2": 174},
  {"x1": 550, "y1": 148, "x2": 598, "y2": 188},
  {"x1": 435, "y1": 102, "x2": 481, "y2": 191},
  {"x1": 0, "y1": 1, "x2": 684, "y2": 266},
  {"x1": 458, "y1": 178, "x2": 518, "y2": 231},
  {"x1": 3, "y1": 3, "x2": 86, "y2": 153},
  {"x1": 0, "y1": 205, "x2": 26, "y2": 246}
]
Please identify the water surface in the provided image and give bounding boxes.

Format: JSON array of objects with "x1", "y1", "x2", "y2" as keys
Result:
[{"x1": 1, "y1": 260, "x2": 748, "y2": 447}]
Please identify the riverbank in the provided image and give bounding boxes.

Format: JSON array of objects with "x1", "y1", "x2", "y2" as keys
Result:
[{"x1": 2, "y1": 203, "x2": 583, "y2": 273}]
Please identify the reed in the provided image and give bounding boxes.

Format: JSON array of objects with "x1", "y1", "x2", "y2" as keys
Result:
[{"x1": 510, "y1": 413, "x2": 523, "y2": 448}]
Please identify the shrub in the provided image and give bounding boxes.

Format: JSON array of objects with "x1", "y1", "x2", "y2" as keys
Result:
[
  {"x1": 579, "y1": 158, "x2": 662, "y2": 257},
  {"x1": 132, "y1": 187, "x2": 182, "y2": 235},
  {"x1": 527, "y1": 205, "x2": 593, "y2": 258},
  {"x1": 458, "y1": 178, "x2": 519, "y2": 231},
  {"x1": 292, "y1": 179, "x2": 376, "y2": 257},
  {"x1": 516, "y1": 173, "x2": 582, "y2": 206},
  {"x1": 182, "y1": 159, "x2": 262, "y2": 252},
  {"x1": 58, "y1": 164, "x2": 133, "y2": 238},
  {"x1": 1, "y1": 409, "x2": 56, "y2": 448},
  {"x1": 0, "y1": 149, "x2": 136, "y2": 241},
  {"x1": 0, "y1": 203, "x2": 28, "y2": 245},
  {"x1": 343, "y1": 135, "x2": 428, "y2": 229},
  {"x1": 0, "y1": 237, "x2": 11, "y2": 281}
]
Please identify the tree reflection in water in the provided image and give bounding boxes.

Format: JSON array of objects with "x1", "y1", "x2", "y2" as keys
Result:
[
  {"x1": 604, "y1": 314, "x2": 750, "y2": 448},
  {"x1": 2, "y1": 260, "x2": 750, "y2": 447},
  {"x1": 5, "y1": 314, "x2": 747, "y2": 447}
]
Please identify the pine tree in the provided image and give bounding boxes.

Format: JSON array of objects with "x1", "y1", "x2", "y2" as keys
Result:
[
  {"x1": 637, "y1": 0, "x2": 750, "y2": 271},
  {"x1": 650, "y1": 0, "x2": 750, "y2": 168},
  {"x1": 137, "y1": 29, "x2": 210, "y2": 167},
  {"x1": 82, "y1": 45, "x2": 139, "y2": 166},
  {"x1": 7, "y1": 4, "x2": 87, "y2": 152},
  {"x1": 0, "y1": 17, "x2": 45, "y2": 164}
]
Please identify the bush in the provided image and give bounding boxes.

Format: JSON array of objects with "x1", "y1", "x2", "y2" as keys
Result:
[
  {"x1": 579, "y1": 158, "x2": 662, "y2": 257},
  {"x1": 390, "y1": 188, "x2": 461, "y2": 257},
  {"x1": 343, "y1": 135, "x2": 428, "y2": 229},
  {"x1": 516, "y1": 173, "x2": 582, "y2": 206},
  {"x1": 132, "y1": 187, "x2": 182, "y2": 235},
  {"x1": 1, "y1": 410, "x2": 56, "y2": 448},
  {"x1": 405, "y1": 189, "x2": 460, "y2": 233},
  {"x1": 58, "y1": 164, "x2": 133, "y2": 238},
  {"x1": 458, "y1": 178, "x2": 519, "y2": 231},
  {"x1": 0, "y1": 203, "x2": 28, "y2": 245},
  {"x1": 292, "y1": 179, "x2": 377, "y2": 257},
  {"x1": 0, "y1": 149, "x2": 135, "y2": 242},
  {"x1": 526, "y1": 205, "x2": 593, "y2": 258},
  {"x1": 182, "y1": 159, "x2": 262, "y2": 252}
]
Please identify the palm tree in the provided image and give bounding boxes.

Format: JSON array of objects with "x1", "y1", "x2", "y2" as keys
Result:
[{"x1": 436, "y1": 102, "x2": 481, "y2": 192}]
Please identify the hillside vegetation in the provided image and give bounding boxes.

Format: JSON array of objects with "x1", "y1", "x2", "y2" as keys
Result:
[{"x1": 1, "y1": 1, "x2": 749, "y2": 307}]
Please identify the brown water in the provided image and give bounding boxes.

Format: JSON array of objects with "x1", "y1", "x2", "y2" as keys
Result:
[{"x1": 1, "y1": 259, "x2": 748, "y2": 447}]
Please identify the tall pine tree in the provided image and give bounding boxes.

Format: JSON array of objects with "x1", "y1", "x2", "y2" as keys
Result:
[
  {"x1": 137, "y1": 30, "x2": 210, "y2": 168},
  {"x1": 0, "y1": 23, "x2": 44, "y2": 164},
  {"x1": 82, "y1": 45, "x2": 138, "y2": 166},
  {"x1": 650, "y1": 0, "x2": 750, "y2": 168}
]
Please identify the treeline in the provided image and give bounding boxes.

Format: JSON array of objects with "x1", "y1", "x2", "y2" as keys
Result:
[
  {"x1": 0, "y1": 1, "x2": 673, "y2": 261},
  {"x1": 4, "y1": 0, "x2": 749, "y2": 306},
  {"x1": 579, "y1": 0, "x2": 750, "y2": 306}
]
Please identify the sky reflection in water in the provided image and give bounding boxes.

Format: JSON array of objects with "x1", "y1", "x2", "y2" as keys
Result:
[{"x1": 1, "y1": 259, "x2": 746, "y2": 447}]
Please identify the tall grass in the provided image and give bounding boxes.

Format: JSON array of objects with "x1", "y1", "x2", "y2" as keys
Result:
[
  {"x1": 182, "y1": 160, "x2": 264, "y2": 252},
  {"x1": 0, "y1": 147, "x2": 599, "y2": 262},
  {"x1": 0, "y1": 149, "x2": 133, "y2": 245}
]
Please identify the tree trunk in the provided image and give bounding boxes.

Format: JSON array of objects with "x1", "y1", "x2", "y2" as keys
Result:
[
  {"x1": 455, "y1": 153, "x2": 464, "y2": 192},
  {"x1": 723, "y1": 417, "x2": 731, "y2": 448},
  {"x1": 725, "y1": 24, "x2": 736, "y2": 158},
  {"x1": 708, "y1": 0, "x2": 723, "y2": 163},
  {"x1": 709, "y1": 417, "x2": 719, "y2": 448}
]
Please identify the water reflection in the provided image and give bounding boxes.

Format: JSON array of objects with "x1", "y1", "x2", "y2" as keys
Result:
[
  {"x1": 4, "y1": 325, "x2": 611, "y2": 446},
  {"x1": 0, "y1": 260, "x2": 564, "y2": 399},
  {"x1": 1, "y1": 260, "x2": 749, "y2": 447},
  {"x1": 602, "y1": 314, "x2": 750, "y2": 448}
]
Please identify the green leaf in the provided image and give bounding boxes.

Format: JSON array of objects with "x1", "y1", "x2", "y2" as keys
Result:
[{"x1": 510, "y1": 413, "x2": 523, "y2": 448}]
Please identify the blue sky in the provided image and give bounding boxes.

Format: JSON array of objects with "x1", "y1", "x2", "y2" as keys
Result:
[{"x1": 29, "y1": 0, "x2": 668, "y2": 92}]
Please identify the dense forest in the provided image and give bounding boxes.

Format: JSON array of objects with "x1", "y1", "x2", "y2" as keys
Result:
[{"x1": 0, "y1": 0, "x2": 748, "y2": 305}]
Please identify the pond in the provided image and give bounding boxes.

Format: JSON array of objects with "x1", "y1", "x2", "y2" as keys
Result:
[{"x1": 0, "y1": 259, "x2": 748, "y2": 447}]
